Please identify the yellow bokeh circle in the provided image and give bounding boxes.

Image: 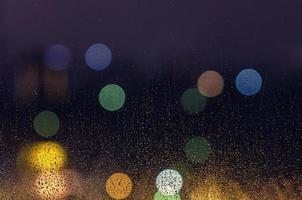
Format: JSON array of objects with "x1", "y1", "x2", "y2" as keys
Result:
[
  {"x1": 105, "y1": 173, "x2": 133, "y2": 199},
  {"x1": 28, "y1": 141, "x2": 67, "y2": 171}
]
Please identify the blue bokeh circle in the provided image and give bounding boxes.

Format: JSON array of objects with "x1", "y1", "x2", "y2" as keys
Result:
[
  {"x1": 235, "y1": 68, "x2": 262, "y2": 96},
  {"x1": 85, "y1": 43, "x2": 112, "y2": 71}
]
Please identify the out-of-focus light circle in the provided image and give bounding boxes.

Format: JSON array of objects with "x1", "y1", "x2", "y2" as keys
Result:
[
  {"x1": 28, "y1": 141, "x2": 67, "y2": 171},
  {"x1": 156, "y1": 169, "x2": 183, "y2": 196},
  {"x1": 197, "y1": 70, "x2": 224, "y2": 97},
  {"x1": 99, "y1": 84, "x2": 126, "y2": 111},
  {"x1": 33, "y1": 111, "x2": 60, "y2": 138},
  {"x1": 85, "y1": 43, "x2": 112, "y2": 70},
  {"x1": 181, "y1": 88, "x2": 207, "y2": 114},
  {"x1": 235, "y1": 68, "x2": 262, "y2": 96},
  {"x1": 44, "y1": 44, "x2": 71, "y2": 71},
  {"x1": 105, "y1": 173, "x2": 133, "y2": 199},
  {"x1": 183, "y1": 136, "x2": 211, "y2": 163},
  {"x1": 154, "y1": 191, "x2": 181, "y2": 200},
  {"x1": 33, "y1": 171, "x2": 67, "y2": 200}
]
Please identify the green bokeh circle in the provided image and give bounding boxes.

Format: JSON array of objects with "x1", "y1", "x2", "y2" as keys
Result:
[
  {"x1": 184, "y1": 136, "x2": 211, "y2": 163},
  {"x1": 154, "y1": 191, "x2": 181, "y2": 200},
  {"x1": 180, "y1": 88, "x2": 207, "y2": 114},
  {"x1": 33, "y1": 111, "x2": 60, "y2": 138},
  {"x1": 99, "y1": 84, "x2": 126, "y2": 111}
]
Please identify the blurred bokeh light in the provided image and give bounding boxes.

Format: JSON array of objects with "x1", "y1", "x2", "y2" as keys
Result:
[
  {"x1": 235, "y1": 68, "x2": 262, "y2": 96},
  {"x1": 33, "y1": 171, "x2": 68, "y2": 200},
  {"x1": 156, "y1": 169, "x2": 183, "y2": 196},
  {"x1": 27, "y1": 141, "x2": 67, "y2": 171},
  {"x1": 105, "y1": 172, "x2": 133, "y2": 199},
  {"x1": 85, "y1": 43, "x2": 112, "y2": 70},
  {"x1": 181, "y1": 88, "x2": 207, "y2": 114},
  {"x1": 197, "y1": 70, "x2": 224, "y2": 97},
  {"x1": 189, "y1": 174, "x2": 251, "y2": 200},
  {"x1": 33, "y1": 111, "x2": 60, "y2": 138},
  {"x1": 43, "y1": 44, "x2": 71, "y2": 71},
  {"x1": 99, "y1": 84, "x2": 126, "y2": 111},
  {"x1": 183, "y1": 136, "x2": 211, "y2": 163},
  {"x1": 154, "y1": 191, "x2": 181, "y2": 200}
]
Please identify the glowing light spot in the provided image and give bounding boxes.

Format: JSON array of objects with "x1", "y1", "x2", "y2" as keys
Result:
[
  {"x1": 43, "y1": 44, "x2": 71, "y2": 71},
  {"x1": 85, "y1": 43, "x2": 112, "y2": 70},
  {"x1": 99, "y1": 84, "x2": 126, "y2": 111},
  {"x1": 154, "y1": 191, "x2": 181, "y2": 200},
  {"x1": 105, "y1": 173, "x2": 133, "y2": 199},
  {"x1": 33, "y1": 171, "x2": 67, "y2": 200},
  {"x1": 181, "y1": 88, "x2": 207, "y2": 114},
  {"x1": 235, "y1": 68, "x2": 262, "y2": 96},
  {"x1": 190, "y1": 175, "x2": 251, "y2": 200},
  {"x1": 28, "y1": 141, "x2": 67, "y2": 171},
  {"x1": 197, "y1": 70, "x2": 224, "y2": 97},
  {"x1": 33, "y1": 111, "x2": 60, "y2": 138},
  {"x1": 156, "y1": 169, "x2": 183, "y2": 196},
  {"x1": 184, "y1": 136, "x2": 211, "y2": 163}
]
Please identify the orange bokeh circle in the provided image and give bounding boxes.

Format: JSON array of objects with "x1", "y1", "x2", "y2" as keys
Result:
[
  {"x1": 197, "y1": 70, "x2": 224, "y2": 97},
  {"x1": 105, "y1": 173, "x2": 133, "y2": 199}
]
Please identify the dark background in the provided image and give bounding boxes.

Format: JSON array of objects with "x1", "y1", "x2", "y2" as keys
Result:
[{"x1": 1, "y1": 0, "x2": 302, "y2": 181}]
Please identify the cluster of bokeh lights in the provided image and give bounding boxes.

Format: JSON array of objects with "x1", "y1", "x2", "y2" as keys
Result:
[
  {"x1": 181, "y1": 68, "x2": 263, "y2": 114},
  {"x1": 43, "y1": 42, "x2": 112, "y2": 71},
  {"x1": 13, "y1": 42, "x2": 269, "y2": 199}
]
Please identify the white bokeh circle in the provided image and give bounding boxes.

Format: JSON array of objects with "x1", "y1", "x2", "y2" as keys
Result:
[{"x1": 156, "y1": 169, "x2": 183, "y2": 196}]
